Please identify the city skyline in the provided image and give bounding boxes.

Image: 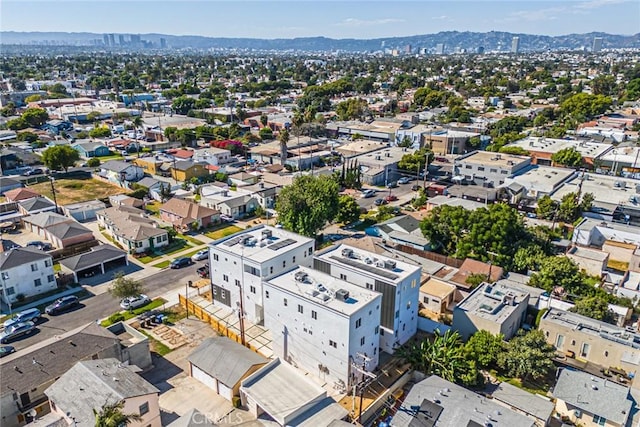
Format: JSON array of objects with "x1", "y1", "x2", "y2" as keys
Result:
[{"x1": 1, "y1": 0, "x2": 638, "y2": 40}]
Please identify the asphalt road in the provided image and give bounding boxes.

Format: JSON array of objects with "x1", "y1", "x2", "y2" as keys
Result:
[
  {"x1": 356, "y1": 182, "x2": 418, "y2": 210},
  {"x1": 6, "y1": 263, "x2": 202, "y2": 351}
]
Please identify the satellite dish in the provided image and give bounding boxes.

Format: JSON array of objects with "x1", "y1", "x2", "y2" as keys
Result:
[{"x1": 29, "y1": 409, "x2": 37, "y2": 418}]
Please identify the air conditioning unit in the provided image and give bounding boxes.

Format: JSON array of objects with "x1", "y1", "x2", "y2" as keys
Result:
[
  {"x1": 335, "y1": 289, "x2": 350, "y2": 301},
  {"x1": 295, "y1": 271, "x2": 308, "y2": 282},
  {"x1": 384, "y1": 260, "x2": 397, "y2": 270},
  {"x1": 376, "y1": 260, "x2": 385, "y2": 268},
  {"x1": 341, "y1": 248, "x2": 354, "y2": 258},
  {"x1": 262, "y1": 229, "x2": 273, "y2": 239}
]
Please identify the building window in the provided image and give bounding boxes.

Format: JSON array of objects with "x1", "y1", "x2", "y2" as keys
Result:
[
  {"x1": 283, "y1": 260, "x2": 286, "y2": 268},
  {"x1": 411, "y1": 279, "x2": 417, "y2": 288},
  {"x1": 340, "y1": 273, "x2": 347, "y2": 280},
  {"x1": 355, "y1": 318, "x2": 361, "y2": 328},
  {"x1": 465, "y1": 165, "x2": 472, "y2": 169},
  {"x1": 31, "y1": 263, "x2": 38, "y2": 272},
  {"x1": 156, "y1": 236, "x2": 162, "y2": 243},
  {"x1": 395, "y1": 310, "x2": 399, "y2": 319},
  {"x1": 44, "y1": 260, "x2": 52, "y2": 267},
  {"x1": 423, "y1": 297, "x2": 430, "y2": 304},
  {"x1": 235, "y1": 279, "x2": 240, "y2": 287},
  {"x1": 500, "y1": 170, "x2": 508, "y2": 175},
  {"x1": 139, "y1": 402, "x2": 149, "y2": 416},
  {"x1": 312, "y1": 310, "x2": 317, "y2": 320},
  {"x1": 329, "y1": 340, "x2": 337, "y2": 348},
  {"x1": 360, "y1": 337, "x2": 365, "y2": 346},
  {"x1": 214, "y1": 254, "x2": 219, "y2": 261},
  {"x1": 477, "y1": 167, "x2": 485, "y2": 172},
  {"x1": 1, "y1": 272, "x2": 8, "y2": 280},
  {"x1": 580, "y1": 343, "x2": 590, "y2": 358},
  {"x1": 380, "y1": 329, "x2": 384, "y2": 336},
  {"x1": 308, "y1": 248, "x2": 312, "y2": 255},
  {"x1": 270, "y1": 266, "x2": 274, "y2": 275},
  {"x1": 34, "y1": 278, "x2": 42, "y2": 287},
  {"x1": 366, "y1": 283, "x2": 373, "y2": 290},
  {"x1": 298, "y1": 304, "x2": 303, "y2": 314},
  {"x1": 265, "y1": 291, "x2": 270, "y2": 299},
  {"x1": 490, "y1": 168, "x2": 497, "y2": 173},
  {"x1": 223, "y1": 274, "x2": 229, "y2": 282},
  {"x1": 555, "y1": 334, "x2": 564, "y2": 349},
  {"x1": 592, "y1": 415, "x2": 606, "y2": 426},
  {"x1": 284, "y1": 298, "x2": 288, "y2": 307},
  {"x1": 250, "y1": 286, "x2": 256, "y2": 294},
  {"x1": 47, "y1": 275, "x2": 55, "y2": 282},
  {"x1": 293, "y1": 256, "x2": 296, "y2": 263},
  {"x1": 375, "y1": 326, "x2": 379, "y2": 334}
]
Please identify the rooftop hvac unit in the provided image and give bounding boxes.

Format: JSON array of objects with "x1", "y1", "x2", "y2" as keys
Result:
[
  {"x1": 335, "y1": 289, "x2": 350, "y2": 301},
  {"x1": 364, "y1": 257, "x2": 373, "y2": 265},
  {"x1": 262, "y1": 229, "x2": 273, "y2": 239},
  {"x1": 341, "y1": 248, "x2": 354, "y2": 258},
  {"x1": 317, "y1": 284, "x2": 327, "y2": 293},
  {"x1": 376, "y1": 260, "x2": 385, "y2": 268},
  {"x1": 295, "y1": 271, "x2": 308, "y2": 282},
  {"x1": 384, "y1": 260, "x2": 397, "y2": 270},
  {"x1": 241, "y1": 236, "x2": 253, "y2": 246}
]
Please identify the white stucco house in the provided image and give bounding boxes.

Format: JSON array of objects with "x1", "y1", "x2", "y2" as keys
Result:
[{"x1": 0, "y1": 247, "x2": 57, "y2": 305}]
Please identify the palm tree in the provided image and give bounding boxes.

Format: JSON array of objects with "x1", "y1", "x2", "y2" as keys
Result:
[
  {"x1": 131, "y1": 116, "x2": 144, "y2": 157},
  {"x1": 279, "y1": 128, "x2": 289, "y2": 166},
  {"x1": 94, "y1": 400, "x2": 142, "y2": 427}
]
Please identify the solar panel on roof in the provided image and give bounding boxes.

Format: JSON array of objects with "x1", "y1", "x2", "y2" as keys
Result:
[
  {"x1": 268, "y1": 238, "x2": 296, "y2": 251},
  {"x1": 329, "y1": 255, "x2": 399, "y2": 280},
  {"x1": 223, "y1": 236, "x2": 243, "y2": 246}
]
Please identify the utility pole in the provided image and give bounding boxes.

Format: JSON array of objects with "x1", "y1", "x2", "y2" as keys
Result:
[
  {"x1": 238, "y1": 249, "x2": 247, "y2": 346},
  {"x1": 49, "y1": 176, "x2": 59, "y2": 213},
  {"x1": 351, "y1": 352, "x2": 376, "y2": 424}
]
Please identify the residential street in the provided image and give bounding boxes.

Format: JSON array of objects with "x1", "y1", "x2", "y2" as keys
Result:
[{"x1": 8, "y1": 264, "x2": 200, "y2": 351}]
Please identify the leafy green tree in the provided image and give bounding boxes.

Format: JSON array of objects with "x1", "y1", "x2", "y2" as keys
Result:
[
  {"x1": 21, "y1": 107, "x2": 49, "y2": 127},
  {"x1": 570, "y1": 296, "x2": 614, "y2": 323},
  {"x1": 498, "y1": 146, "x2": 529, "y2": 156},
  {"x1": 94, "y1": 399, "x2": 142, "y2": 427},
  {"x1": 580, "y1": 192, "x2": 594, "y2": 213},
  {"x1": 259, "y1": 127, "x2": 274, "y2": 140},
  {"x1": 398, "y1": 147, "x2": 434, "y2": 173},
  {"x1": 0, "y1": 102, "x2": 17, "y2": 117},
  {"x1": 536, "y1": 195, "x2": 558, "y2": 220},
  {"x1": 86, "y1": 111, "x2": 102, "y2": 122},
  {"x1": 528, "y1": 256, "x2": 587, "y2": 294},
  {"x1": 164, "y1": 126, "x2": 178, "y2": 142},
  {"x1": 397, "y1": 330, "x2": 479, "y2": 385},
  {"x1": 16, "y1": 131, "x2": 39, "y2": 143},
  {"x1": 336, "y1": 195, "x2": 361, "y2": 224},
  {"x1": 498, "y1": 330, "x2": 555, "y2": 381},
  {"x1": 279, "y1": 128, "x2": 289, "y2": 165},
  {"x1": 89, "y1": 126, "x2": 112, "y2": 138},
  {"x1": 276, "y1": 175, "x2": 339, "y2": 236},
  {"x1": 87, "y1": 158, "x2": 101, "y2": 167},
  {"x1": 465, "y1": 273, "x2": 487, "y2": 289},
  {"x1": 24, "y1": 94, "x2": 42, "y2": 103},
  {"x1": 420, "y1": 205, "x2": 469, "y2": 255},
  {"x1": 5, "y1": 117, "x2": 28, "y2": 130},
  {"x1": 41, "y1": 145, "x2": 80, "y2": 172},
  {"x1": 551, "y1": 147, "x2": 582, "y2": 168},
  {"x1": 513, "y1": 244, "x2": 547, "y2": 273},
  {"x1": 335, "y1": 98, "x2": 367, "y2": 121},
  {"x1": 47, "y1": 83, "x2": 69, "y2": 96},
  {"x1": 560, "y1": 93, "x2": 611, "y2": 121},
  {"x1": 557, "y1": 192, "x2": 580, "y2": 222},
  {"x1": 172, "y1": 96, "x2": 196, "y2": 115},
  {"x1": 108, "y1": 272, "x2": 145, "y2": 302},
  {"x1": 590, "y1": 75, "x2": 616, "y2": 96},
  {"x1": 624, "y1": 78, "x2": 640, "y2": 102},
  {"x1": 464, "y1": 330, "x2": 504, "y2": 368}
]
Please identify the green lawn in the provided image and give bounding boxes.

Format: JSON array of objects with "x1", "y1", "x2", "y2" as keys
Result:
[
  {"x1": 179, "y1": 234, "x2": 205, "y2": 245},
  {"x1": 152, "y1": 260, "x2": 171, "y2": 269},
  {"x1": 205, "y1": 225, "x2": 243, "y2": 240},
  {"x1": 100, "y1": 298, "x2": 166, "y2": 327},
  {"x1": 138, "y1": 330, "x2": 172, "y2": 356},
  {"x1": 135, "y1": 239, "x2": 190, "y2": 264},
  {"x1": 145, "y1": 201, "x2": 161, "y2": 216}
]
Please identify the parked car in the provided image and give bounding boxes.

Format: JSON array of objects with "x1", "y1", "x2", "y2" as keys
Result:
[
  {"x1": 45, "y1": 296, "x2": 80, "y2": 315},
  {"x1": 120, "y1": 294, "x2": 151, "y2": 310},
  {"x1": 170, "y1": 257, "x2": 193, "y2": 269},
  {"x1": 220, "y1": 214, "x2": 235, "y2": 223},
  {"x1": 26, "y1": 168, "x2": 44, "y2": 176},
  {"x1": 398, "y1": 177, "x2": 412, "y2": 184},
  {"x1": 362, "y1": 189, "x2": 376, "y2": 198},
  {"x1": 0, "y1": 322, "x2": 36, "y2": 343},
  {"x1": 385, "y1": 194, "x2": 398, "y2": 202},
  {"x1": 412, "y1": 184, "x2": 422, "y2": 191},
  {"x1": 0, "y1": 345, "x2": 15, "y2": 358},
  {"x1": 374, "y1": 198, "x2": 387, "y2": 206},
  {"x1": 191, "y1": 249, "x2": 209, "y2": 262},
  {"x1": 197, "y1": 265, "x2": 210, "y2": 278},
  {"x1": 386, "y1": 181, "x2": 398, "y2": 188},
  {"x1": 26, "y1": 241, "x2": 53, "y2": 251},
  {"x1": 3, "y1": 308, "x2": 41, "y2": 329}
]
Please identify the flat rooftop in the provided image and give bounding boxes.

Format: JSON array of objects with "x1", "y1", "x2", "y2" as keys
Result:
[
  {"x1": 456, "y1": 282, "x2": 528, "y2": 323},
  {"x1": 211, "y1": 225, "x2": 314, "y2": 263},
  {"x1": 456, "y1": 150, "x2": 530, "y2": 168},
  {"x1": 338, "y1": 120, "x2": 403, "y2": 134},
  {"x1": 350, "y1": 146, "x2": 407, "y2": 166},
  {"x1": 599, "y1": 145, "x2": 640, "y2": 166},
  {"x1": 506, "y1": 165, "x2": 575, "y2": 194},
  {"x1": 507, "y1": 136, "x2": 612, "y2": 158},
  {"x1": 266, "y1": 266, "x2": 381, "y2": 316},
  {"x1": 335, "y1": 139, "x2": 389, "y2": 157},
  {"x1": 315, "y1": 244, "x2": 421, "y2": 284},
  {"x1": 542, "y1": 308, "x2": 640, "y2": 353},
  {"x1": 568, "y1": 246, "x2": 609, "y2": 262},
  {"x1": 551, "y1": 173, "x2": 640, "y2": 209}
]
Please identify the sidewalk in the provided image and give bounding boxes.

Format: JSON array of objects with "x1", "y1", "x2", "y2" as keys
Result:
[{"x1": 0, "y1": 286, "x2": 86, "y2": 316}]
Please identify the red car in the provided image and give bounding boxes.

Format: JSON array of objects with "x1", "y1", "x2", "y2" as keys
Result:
[{"x1": 385, "y1": 195, "x2": 398, "y2": 202}]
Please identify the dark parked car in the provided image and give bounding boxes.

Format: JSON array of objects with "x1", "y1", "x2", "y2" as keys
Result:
[
  {"x1": 170, "y1": 257, "x2": 193, "y2": 269},
  {"x1": 197, "y1": 265, "x2": 210, "y2": 278},
  {"x1": 0, "y1": 322, "x2": 36, "y2": 343},
  {"x1": 26, "y1": 241, "x2": 52, "y2": 251},
  {"x1": 0, "y1": 346, "x2": 15, "y2": 358},
  {"x1": 3, "y1": 308, "x2": 41, "y2": 329},
  {"x1": 45, "y1": 296, "x2": 80, "y2": 315},
  {"x1": 412, "y1": 184, "x2": 422, "y2": 191},
  {"x1": 374, "y1": 198, "x2": 387, "y2": 206}
]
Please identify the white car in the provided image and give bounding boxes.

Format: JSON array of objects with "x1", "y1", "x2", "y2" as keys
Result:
[
  {"x1": 220, "y1": 214, "x2": 234, "y2": 223},
  {"x1": 191, "y1": 249, "x2": 209, "y2": 261},
  {"x1": 361, "y1": 189, "x2": 376, "y2": 198},
  {"x1": 120, "y1": 294, "x2": 151, "y2": 310}
]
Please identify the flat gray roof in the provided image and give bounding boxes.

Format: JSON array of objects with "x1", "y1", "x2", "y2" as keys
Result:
[
  {"x1": 266, "y1": 266, "x2": 381, "y2": 316},
  {"x1": 391, "y1": 375, "x2": 535, "y2": 427},
  {"x1": 505, "y1": 165, "x2": 575, "y2": 195},
  {"x1": 455, "y1": 282, "x2": 528, "y2": 323},
  {"x1": 490, "y1": 382, "x2": 554, "y2": 422},
  {"x1": 508, "y1": 136, "x2": 612, "y2": 158},
  {"x1": 552, "y1": 173, "x2": 640, "y2": 208},
  {"x1": 211, "y1": 225, "x2": 314, "y2": 263}
]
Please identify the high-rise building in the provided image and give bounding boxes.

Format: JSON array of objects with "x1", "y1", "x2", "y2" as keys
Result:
[
  {"x1": 511, "y1": 36, "x2": 520, "y2": 54},
  {"x1": 593, "y1": 37, "x2": 603, "y2": 52},
  {"x1": 130, "y1": 34, "x2": 142, "y2": 46},
  {"x1": 118, "y1": 34, "x2": 125, "y2": 46},
  {"x1": 160, "y1": 38, "x2": 167, "y2": 49},
  {"x1": 103, "y1": 34, "x2": 109, "y2": 46},
  {"x1": 435, "y1": 43, "x2": 445, "y2": 55},
  {"x1": 404, "y1": 44, "x2": 411, "y2": 54},
  {"x1": 108, "y1": 34, "x2": 115, "y2": 47},
  {"x1": 476, "y1": 46, "x2": 485, "y2": 54}
]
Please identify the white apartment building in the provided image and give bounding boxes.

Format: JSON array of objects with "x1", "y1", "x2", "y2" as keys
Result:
[
  {"x1": 192, "y1": 147, "x2": 233, "y2": 166},
  {"x1": 263, "y1": 266, "x2": 382, "y2": 392},
  {"x1": 208, "y1": 225, "x2": 315, "y2": 325},
  {"x1": 0, "y1": 247, "x2": 57, "y2": 305},
  {"x1": 313, "y1": 244, "x2": 422, "y2": 353}
]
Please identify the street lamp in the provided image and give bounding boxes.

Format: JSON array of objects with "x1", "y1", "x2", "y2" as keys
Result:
[{"x1": 49, "y1": 175, "x2": 59, "y2": 214}]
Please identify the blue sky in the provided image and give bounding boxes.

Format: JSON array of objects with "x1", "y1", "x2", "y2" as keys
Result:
[{"x1": 1, "y1": 0, "x2": 637, "y2": 39}]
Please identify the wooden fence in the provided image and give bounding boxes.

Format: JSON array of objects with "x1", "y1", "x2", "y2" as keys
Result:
[{"x1": 394, "y1": 244, "x2": 464, "y2": 268}]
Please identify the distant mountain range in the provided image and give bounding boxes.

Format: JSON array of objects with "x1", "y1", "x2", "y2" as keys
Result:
[{"x1": 2, "y1": 31, "x2": 639, "y2": 52}]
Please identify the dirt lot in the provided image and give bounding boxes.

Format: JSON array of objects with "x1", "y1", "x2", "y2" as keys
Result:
[{"x1": 27, "y1": 177, "x2": 126, "y2": 205}]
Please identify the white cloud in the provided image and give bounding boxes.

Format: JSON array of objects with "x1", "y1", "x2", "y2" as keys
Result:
[
  {"x1": 577, "y1": 0, "x2": 629, "y2": 9},
  {"x1": 503, "y1": 6, "x2": 566, "y2": 22},
  {"x1": 432, "y1": 15, "x2": 449, "y2": 21},
  {"x1": 335, "y1": 18, "x2": 405, "y2": 27}
]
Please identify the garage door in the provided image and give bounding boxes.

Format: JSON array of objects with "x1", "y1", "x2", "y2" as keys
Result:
[
  {"x1": 192, "y1": 365, "x2": 218, "y2": 392},
  {"x1": 217, "y1": 382, "x2": 233, "y2": 401}
]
